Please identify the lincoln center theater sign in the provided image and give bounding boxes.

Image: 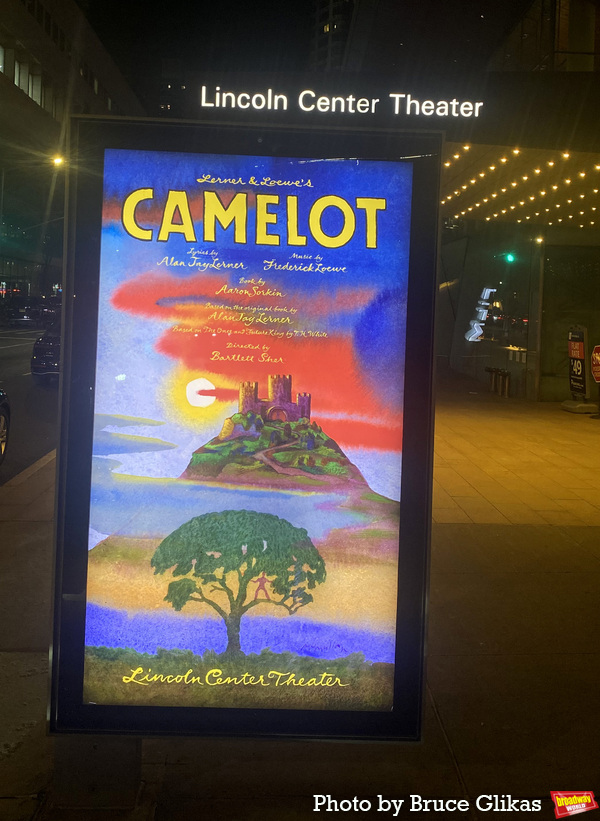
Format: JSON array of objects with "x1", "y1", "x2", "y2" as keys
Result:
[{"x1": 50, "y1": 115, "x2": 439, "y2": 740}]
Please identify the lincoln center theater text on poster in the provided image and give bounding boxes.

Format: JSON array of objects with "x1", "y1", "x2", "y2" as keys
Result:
[{"x1": 82, "y1": 148, "x2": 412, "y2": 712}]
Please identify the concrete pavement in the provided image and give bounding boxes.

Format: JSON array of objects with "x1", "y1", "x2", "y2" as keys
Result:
[{"x1": 1, "y1": 373, "x2": 599, "y2": 820}]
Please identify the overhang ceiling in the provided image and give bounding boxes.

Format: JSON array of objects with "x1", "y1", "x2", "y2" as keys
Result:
[{"x1": 441, "y1": 142, "x2": 600, "y2": 229}]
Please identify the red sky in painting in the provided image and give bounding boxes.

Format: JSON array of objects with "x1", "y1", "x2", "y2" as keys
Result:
[{"x1": 111, "y1": 272, "x2": 401, "y2": 450}]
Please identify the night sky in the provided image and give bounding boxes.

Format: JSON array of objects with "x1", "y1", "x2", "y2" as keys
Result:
[{"x1": 77, "y1": 0, "x2": 534, "y2": 104}]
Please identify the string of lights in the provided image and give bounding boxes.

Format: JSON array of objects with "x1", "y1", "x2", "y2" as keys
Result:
[{"x1": 440, "y1": 144, "x2": 600, "y2": 229}]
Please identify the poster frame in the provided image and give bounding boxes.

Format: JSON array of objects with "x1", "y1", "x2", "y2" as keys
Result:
[{"x1": 50, "y1": 116, "x2": 441, "y2": 740}]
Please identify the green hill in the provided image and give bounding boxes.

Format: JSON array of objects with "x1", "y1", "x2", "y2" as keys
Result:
[{"x1": 180, "y1": 412, "x2": 366, "y2": 488}]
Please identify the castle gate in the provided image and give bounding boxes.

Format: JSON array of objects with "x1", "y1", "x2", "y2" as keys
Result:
[{"x1": 267, "y1": 407, "x2": 287, "y2": 422}]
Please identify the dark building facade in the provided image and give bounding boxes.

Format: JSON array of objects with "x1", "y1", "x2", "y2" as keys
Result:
[{"x1": 0, "y1": 0, "x2": 145, "y2": 299}]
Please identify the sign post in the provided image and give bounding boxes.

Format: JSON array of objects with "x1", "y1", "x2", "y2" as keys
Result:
[
  {"x1": 562, "y1": 326, "x2": 597, "y2": 414},
  {"x1": 568, "y1": 327, "x2": 588, "y2": 398}
]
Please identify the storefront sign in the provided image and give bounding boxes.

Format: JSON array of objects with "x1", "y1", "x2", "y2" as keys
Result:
[
  {"x1": 568, "y1": 326, "x2": 589, "y2": 397},
  {"x1": 50, "y1": 119, "x2": 439, "y2": 739},
  {"x1": 200, "y1": 85, "x2": 484, "y2": 119}
]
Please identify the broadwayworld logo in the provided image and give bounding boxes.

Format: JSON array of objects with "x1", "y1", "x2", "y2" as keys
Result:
[{"x1": 551, "y1": 792, "x2": 598, "y2": 818}]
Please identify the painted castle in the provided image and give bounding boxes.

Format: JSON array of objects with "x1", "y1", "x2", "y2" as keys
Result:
[{"x1": 239, "y1": 375, "x2": 311, "y2": 422}]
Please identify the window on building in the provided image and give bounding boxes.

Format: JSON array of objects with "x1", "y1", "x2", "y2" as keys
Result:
[{"x1": 28, "y1": 72, "x2": 42, "y2": 104}]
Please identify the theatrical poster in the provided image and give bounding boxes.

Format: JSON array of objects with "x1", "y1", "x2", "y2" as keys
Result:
[{"x1": 83, "y1": 148, "x2": 412, "y2": 711}]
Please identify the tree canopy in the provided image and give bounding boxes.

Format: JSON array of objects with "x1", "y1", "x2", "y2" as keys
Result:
[{"x1": 151, "y1": 509, "x2": 326, "y2": 655}]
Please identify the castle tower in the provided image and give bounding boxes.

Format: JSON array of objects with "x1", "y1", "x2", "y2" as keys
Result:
[
  {"x1": 297, "y1": 392, "x2": 311, "y2": 420},
  {"x1": 239, "y1": 381, "x2": 258, "y2": 414},
  {"x1": 268, "y1": 374, "x2": 292, "y2": 404}
]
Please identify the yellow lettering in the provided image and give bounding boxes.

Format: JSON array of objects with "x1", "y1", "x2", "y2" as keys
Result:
[
  {"x1": 255, "y1": 194, "x2": 280, "y2": 246},
  {"x1": 203, "y1": 191, "x2": 247, "y2": 243},
  {"x1": 286, "y1": 196, "x2": 307, "y2": 246},
  {"x1": 355, "y1": 197, "x2": 386, "y2": 248},
  {"x1": 309, "y1": 195, "x2": 355, "y2": 248},
  {"x1": 157, "y1": 191, "x2": 197, "y2": 242},
  {"x1": 122, "y1": 188, "x2": 154, "y2": 240},
  {"x1": 122, "y1": 666, "x2": 149, "y2": 685}
]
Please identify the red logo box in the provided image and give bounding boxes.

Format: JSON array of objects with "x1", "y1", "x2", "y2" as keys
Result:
[{"x1": 551, "y1": 792, "x2": 598, "y2": 818}]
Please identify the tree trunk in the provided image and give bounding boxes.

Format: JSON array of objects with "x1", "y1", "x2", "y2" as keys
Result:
[{"x1": 224, "y1": 612, "x2": 243, "y2": 657}]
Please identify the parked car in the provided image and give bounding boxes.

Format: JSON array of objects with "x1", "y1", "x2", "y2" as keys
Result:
[
  {"x1": 6, "y1": 296, "x2": 43, "y2": 328},
  {"x1": 31, "y1": 318, "x2": 61, "y2": 382},
  {"x1": 0, "y1": 388, "x2": 9, "y2": 466},
  {"x1": 39, "y1": 296, "x2": 62, "y2": 327}
]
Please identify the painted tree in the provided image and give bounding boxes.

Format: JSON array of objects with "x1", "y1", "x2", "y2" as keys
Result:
[{"x1": 151, "y1": 510, "x2": 326, "y2": 656}]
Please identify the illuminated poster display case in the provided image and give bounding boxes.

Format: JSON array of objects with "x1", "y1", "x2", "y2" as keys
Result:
[{"x1": 50, "y1": 118, "x2": 440, "y2": 739}]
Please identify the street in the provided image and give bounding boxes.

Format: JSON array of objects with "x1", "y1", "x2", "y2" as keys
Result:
[{"x1": 0, "y1": 327, "x2": 59, "y2": 484}]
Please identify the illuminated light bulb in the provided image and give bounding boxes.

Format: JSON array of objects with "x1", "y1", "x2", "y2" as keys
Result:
[
  {"x1": 525, "y1": 215, "x2": 530, "y2": 219},
  {"x1": 493, "y1": 213, "x2": 498, "y2": 217},
  {"x1": 489, "y1": 165, "x2": 496, "y2": 170},
  {"x1": 552, "y1": 185, "x2": 558, "y2": 190},
  {"x1": 483, "y1": 197, "x2": 489, "y2": 202},
  {"x1": 545, "y1": 208, "x2": 550, "y2": 212},
  {"x1": 501, "y1": 209, "x2": 507, "y2": 213},
  {"x1": 535, "y1": 237, "x2": 543, "y2": 243},
  {"x1": 529, "y1": 196, "x2": 535, "y2": 200},
  {"x1": 548, "y1": 222, "x2": 553, "y2": 225},
  {"x1": 475, "y1": 203, "x2": 480, "y2": 207},
  {"x1": 535, "y1": 212, "x2": 540, "y2": 216},
  {"x1": 519, "y1": 201, "x2": 525, "y2": 205},
  {"x1": 562, "y1": 152, "x2": 570, "y2": 158},
  {"x1": 491, "y1": 193, "x2": 497, "y2": 198},
  {"x1": 500, "y1": 157, "x2": 508, "y2": 163},
  {"x1": 564, "y1": 179, "x2": 571, "y2": 184},
  {"x1": 444, "y1": 162, "x2": 451, "y2": 167},
  {"x1": 511, "y1": 182, "x2": 518, "y2": 187},
  {"x1": 579, "y1": 172, "x2": 586, "y2": 178},
  {"x1": 595, "y1": 165, "x2": 600, "y2": 170},
  {"x1": 567, "y1": 199, "x2": 572, "y2": 203},
  {"x1": 470, "y1": 179, "x2": 476, "y2": 184},
  {"x1": 517, "y1": 219, "x2": 522, "y2": 223},
  {"x1": 512, "y1": 148, "x2": 520, "y2": 155},
  {"x1": 534, "y1": 169, "x2": 541, "y2": 174},
  {"x1": 486, "y1": 216, "x2": 491, "y2": 221},
  {"x1": 580, "y1": 224, "x2": 584, "y2": 228},
  {"x1": 568, "y1": 215, "x2": 573, "y2": 218},
  {"x1": 592, "y1": 207, "x2": 597, "y2": 211},
  {"x1": 556, "y1": 204, "x2": 560, "y2": 208},
  {"x1": 522, "y1": 175, "x2": 528, "y2": 181},
  {"x1": 454, "y1": 154, "x2": 460, "y2": 159},
  {"x1": 454, "y1": 190, "x2": 460, "y2": 195},
  {"x1": 463, "y1": 145, "x2": 470, "y2": 151},
  {"x1": 594, "y1": 189, "x2": 599, "y2": 193},
  {"x1": 468, "y1": 207, "x2": 473, "y2": 211},
  {"x1": 591, "y1": 221, "x2": 595, "y2": 225},
  {"x1": 461, "y1": 210, "x2": 466, "y2": 215},
  {"x1": 462, "y1": 185, "x2": 468, "y2": 189},
  {"x1": 540, "y1": 191, "x2": 546, "y2": 195},
  {"x1": 558, "y1": 218, "x2": 562, "y2": 222},
  {"x1": 580, "y1": 211, "x2": 584, "y2": 215},
  {"x1": 547, "y1": 161, "x2": 555, "y2": 166},
  {"x1": 479, "y1": 172, "x2": 485, "y2": 177},
  {"x1": 510, "y1": 205, "x2": 516, "y2": 210},
  {"x1": 579, "y1": 194, "x2": 585, "y2": 198},
  {"x1": 501, "y1": 188, "x2": 507, "y2": 193}
]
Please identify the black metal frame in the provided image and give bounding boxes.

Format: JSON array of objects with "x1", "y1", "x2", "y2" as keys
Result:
[{"x1": 50, "y1": 117, "x2": 441, "y2": 740}]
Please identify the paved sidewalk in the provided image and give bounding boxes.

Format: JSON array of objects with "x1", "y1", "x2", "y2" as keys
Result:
[{"x1": 1, "y1": 376, "x2": 599, "y2": 820}]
